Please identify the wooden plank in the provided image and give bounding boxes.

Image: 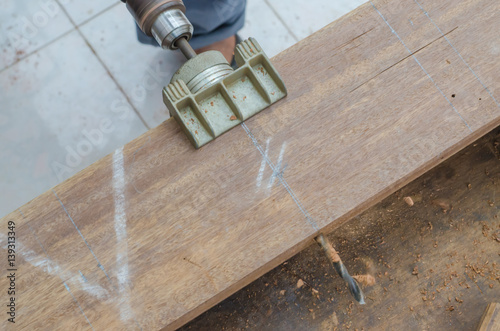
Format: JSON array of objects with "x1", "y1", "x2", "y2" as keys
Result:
[
  {"x1": 1, "y1": 0, "x2": 499, "y2": 329},
  {"x1": 477, "y1": 303, "x2": 500, "y2": 331},
  {"x1": 182, "y1": 128, "x2": 500, "y2": 330}
]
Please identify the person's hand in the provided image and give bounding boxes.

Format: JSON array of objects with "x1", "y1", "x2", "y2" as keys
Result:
[{"x1": 195, "y1": 35, "x2": 236, "y2": 63}]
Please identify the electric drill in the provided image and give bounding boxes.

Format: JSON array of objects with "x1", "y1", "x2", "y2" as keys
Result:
[
  {"x1": 121, "y1": 0, "x2": 287, "y2": 149},
  {"x1": 121, "y1": 0, "x2": 197, "y2": 59}
]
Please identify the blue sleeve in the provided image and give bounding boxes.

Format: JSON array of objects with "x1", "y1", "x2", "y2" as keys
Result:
[{"x1": 184, "y1": 0, "x2": 246, "y2": 48}]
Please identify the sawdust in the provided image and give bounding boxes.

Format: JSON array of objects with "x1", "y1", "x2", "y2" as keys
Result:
[{"x1": 352, "y1": 274, "x2": 376, "y2": 287}]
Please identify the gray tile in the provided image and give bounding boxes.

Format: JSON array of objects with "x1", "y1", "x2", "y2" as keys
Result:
[
  {"x1": 239, "y1": 0, "x2": 298, "y2": 58},
  {"x1": 58, "y1": 0, "x2": 118, "y2": 25},
  {"x1": 0, "y1": 31, "x2": 148, "y2": 217},
  {"x1": 266, "y1": 0, "x2": 367, "y2": 41},
  {"x1": 0, "y1": 0, "x2": 73, "y2": 71},
  {"x1": 80, "y1": 5, "x2": 186, "y2": 129}
]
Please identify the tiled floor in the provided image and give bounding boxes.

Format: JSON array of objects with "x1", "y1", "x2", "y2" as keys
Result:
[{"x1": 0, "y1": 0, "x2": 366, "y2": 217}]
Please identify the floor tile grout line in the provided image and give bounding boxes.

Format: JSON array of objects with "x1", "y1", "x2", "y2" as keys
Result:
[
  {"x1": 19, "y1": 209, "x2": 96, "y2": 331},
  {"x1": 75, "y1": 2, "x2": 121, "y2": 28},
  {"x1": 0, "y1": 28, "x2": 75, "y2": 75},
  {"x1": 55, "y1": 0, "x2": 151, "y2": 130},
  {"x1": 241, "y1": 123, "x2": 320, "y2": 232},
  {"x1": 0, "y1": 1, "x2": 118, "y2": 75},
  {"x1": 0, "y1": 1, "x2": 120, "y2": 75},
  {"x1": 369, "y1": 1, "x2": 473, "y2": 133},
  {"x1": 79, "y1": 32, "x2": 152, "y2": 130},
  {"x1": 413, "y1": 0, "x2": 500, "y2": 109},
  {"x1": 263, "y1": 0, "x2": 301, "y2": 43}
]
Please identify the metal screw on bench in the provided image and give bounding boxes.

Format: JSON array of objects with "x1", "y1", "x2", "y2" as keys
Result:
[{"x1": 315, "y1": 234, "x2": 365, "y2": 304}]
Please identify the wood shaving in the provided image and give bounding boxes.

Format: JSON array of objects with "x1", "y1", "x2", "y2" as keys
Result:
[
  {"x1": 352, "y1": 274, "x2": 376, "y2": 287},
  {"x1": 297, "y1": 279, "x2": 304, "y2": 288},
  {"x1": 404, "y1": 196, "x2": 414, "y2": 206}
]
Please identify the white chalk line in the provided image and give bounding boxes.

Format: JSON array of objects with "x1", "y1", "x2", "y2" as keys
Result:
[
  {"x1": 369, "y1": 1, "x2": 473, "y2": 133},
  {"x1": 413, "y1": 0, "x2": 500, "y2": 109},
  {"x1": 15, "y1": 211, "x2": 96, "y2": 330},
  {"x1": 241, "y1": 123, "x2": 319, "y2": 231},
  {"x1": 256, "y1": 138, "x2": 270, "y2": 188},
  {"x1": 112, "y1": 147, "x2": 135, "y2": 325}
]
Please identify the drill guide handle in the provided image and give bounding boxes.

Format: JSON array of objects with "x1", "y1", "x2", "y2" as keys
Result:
[{"x1": 163, "y1": 38, "x2": 287, "y2": 149}]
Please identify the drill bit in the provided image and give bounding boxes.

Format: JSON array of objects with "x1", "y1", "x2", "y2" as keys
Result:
[
  {"x1": 315, "y1": 233, "x2": 365, "y2": 304},
  {"x1": 175, "y1": 37, "x2": 197, "y2": 59}
]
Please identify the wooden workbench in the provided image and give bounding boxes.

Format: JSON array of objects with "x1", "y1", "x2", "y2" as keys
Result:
[
  {"x1": 1, "y1": 0, "x2": 499, "y2": 329},
  {"x1": 182, "y1": 127, "x2": 500, "y2": 330}
]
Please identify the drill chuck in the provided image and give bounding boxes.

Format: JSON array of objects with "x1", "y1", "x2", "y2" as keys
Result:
[
  {"x1": 151, "y1": 9, "x2": 193, "y2": 50},
  {"x1": 123, "y1": 0, "x2": 193, "y2": 50}
]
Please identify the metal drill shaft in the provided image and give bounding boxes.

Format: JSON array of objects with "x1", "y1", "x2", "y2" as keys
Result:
[
  {"x1": 315, "y1": 234, "x2": 365, "y2": 304},
  {"x1": 175, "y1": 37, "x2": 197, "y2": 59}
]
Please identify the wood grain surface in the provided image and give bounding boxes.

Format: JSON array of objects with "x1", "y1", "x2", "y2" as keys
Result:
[
  {"x1": 477, "y1": 303, "x2": 500, "y2": 331},
  {"x1": 1, "y1": 0, "x2": 500, "y2": 329},
  {"x1": 182, "y1": 126, "x2": 500, "y2": 331}
]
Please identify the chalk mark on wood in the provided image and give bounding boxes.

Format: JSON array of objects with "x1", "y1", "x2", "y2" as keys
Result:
[
  {"x1": 370, "y1": 1, "x2": 473, "y2": 132},
  {"x1": 52, "y1": 189, "x2": 117, "y2": 289},
  {"x1": 268, "y1": 142, "x2": 288, "y2": 190},
  {"x1": 256, "y1": 138, "x2": 270, "y2": 189},
  {"x1": 241, "y1": 123, "x2": 320, "y2": 231},
  {"x1": 112, "y1": 147, "x2": 139, "y2": 326},
  {"x1": 20, "y1": 209, "x2": 96, "y2": 330},
  {"x1": 414, "y1": 0, "x2": 500, "y2": 108}
]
